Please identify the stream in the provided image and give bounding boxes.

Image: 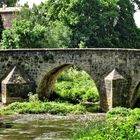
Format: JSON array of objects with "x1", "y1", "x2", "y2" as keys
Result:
[{"x1": 0, "y1": 113, "x2": 105, "y2": 140}]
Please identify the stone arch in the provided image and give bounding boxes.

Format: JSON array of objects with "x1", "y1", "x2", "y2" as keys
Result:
[
  {"x1": 37, "y1": 64, "x2": 72, "y2": 99},
  {"x1": 37, "y1": 63, "x2": 100, "y2": 104}
]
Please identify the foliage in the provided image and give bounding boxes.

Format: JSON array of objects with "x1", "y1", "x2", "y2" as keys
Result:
[
  {"x1": 107, "y1": 107, "x2": 140, "y2": 120},
  {"x1": 0, "y1": 89, "x2": 100, "y2": 115},
  {"x1": 114, "y1": 0, "x2": 140, "y2": 48},
  {"x1": 29, "y1": 0, "x2": 140, "y2": 48},
  {"x1": 1, "y1": 3, "x2": 71, "y2": 49},
  {"x1": 72, "y1": 107, "x2": 140, "y2": 140},
  {"x1": 72, "y1": 118, "x2": 140, "y2": 140},
  {"x1": 1, "y1": 19, "x2": 46, "y2": 48},
  {"x1": 106, "y1": 107, "x2": 131, "y2": 117},
  {"x1": 28, "y1": 93, "x2": 39, "y2": 102},
  {"x1": 0, "y1": 0, "x2": 18, "y2": 7},
  {"x1": 78, "y1": 41, "x2": 86, "y2": 48},
  {"x1": 54, "y1": 68, "x2": 99, "y2": 103},
  {"x1": 46, "y1": 21, "x2": 72, "y2": 48},
  {"x1": 0, "y1": 100, "x2": 86, "y2": 115},
  {"x1": 2, "y1": 0, "x2": 140, "y2": 48}
]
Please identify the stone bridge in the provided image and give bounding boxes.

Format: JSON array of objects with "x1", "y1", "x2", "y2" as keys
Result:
[{"x1": 0, "y1": 48, "x2": 140, "y2": 112}]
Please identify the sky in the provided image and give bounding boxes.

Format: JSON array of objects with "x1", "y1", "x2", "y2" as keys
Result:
[
  {"x1": 19, "y1": 0, "x2": 45, "y2": 7},
  {"x1": 19, "y1": 0, "x2": 140, "y2": 27},
  {"x1": 134, "y1": 11, "x2": 140, "y2": 27}
]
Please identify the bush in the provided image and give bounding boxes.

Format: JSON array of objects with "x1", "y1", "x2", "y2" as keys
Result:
[
  {"x1": 1, "y1": 19, "x2": 46, "y2": 49},
  {"x1": 106, "y1": 107, "x2": 131, "y2": 117},
  {"x1": 72, "y1": 107, "x2": 140, "y2": 140},
  {"x1": 130, "y1": 108, "x2": 140, "y2": 121},
  {"x1": 54, "y1": 68, "x2": 99, "y2": 103},
  {"x1": 28, "y1": 93, "x2": 39, "y2": 102},
  {"x1": 72, "y1": 118, "x2": 140, "y2": 140},
  {"x1": 0, "y1": 101, "x2": 86, "y2": 115}
]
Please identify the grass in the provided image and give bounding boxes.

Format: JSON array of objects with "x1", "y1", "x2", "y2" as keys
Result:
[
  {"x1": 71, "y1": 107, "x2": 140, "y2": 140},
  {"x1": 0, "y1": 100, "x2": 87, "y2": 115},
  {"x1": 0, "y1": 100, "x2": 100, "y2": 115}
]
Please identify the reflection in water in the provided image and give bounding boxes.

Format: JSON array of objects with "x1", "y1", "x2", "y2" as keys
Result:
[
  {"x1": 0, "y1": 114, "x2": 105, "y2": 140},
  {"x1": 0, "y1": 122, "x2": 13, "y2": 128}
]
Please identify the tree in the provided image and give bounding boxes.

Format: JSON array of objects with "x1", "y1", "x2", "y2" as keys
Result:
[
  {"x1": 2, "y1": 0, "x2": 140, "y2": 49},
  {"x1": 42, "y1": 0, "x2": 140, "y2": 48},
  {"x1": 115, "y1": 0, "x2": 140, "y2": 48},
  {"x1": 46, "y1": 21, "x2": 72, "y2": 48},
  {"x1": 15, "y1": 0, "x2": 120, "y2": 48},
  {"x1": 1, "y1": 2, "x2": 72, "y2": 49},
  {"x1": 29, "y1": 0, "x2": 140, "y2": 48},
  {"x1": 40, "y1": 0, "x2": 120, "y2": 48},
  {"x1": 1, "y1": 18, "x2": 71, "y2": 49},
  {"x1": 1, "y1": 19, "x2": 46, "y2": 49},
  {"x1": 0, "y1": 0, "x2": 18, "y2": 7}
]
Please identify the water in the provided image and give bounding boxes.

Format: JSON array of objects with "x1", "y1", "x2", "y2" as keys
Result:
[{"x1": 0, "y1": 113, "x2": 105, "y2": 140}]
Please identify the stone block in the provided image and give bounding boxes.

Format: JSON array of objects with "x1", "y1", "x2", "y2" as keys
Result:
[{"x1": 105, "y1": 68, "x2": 126, "y2": 110}]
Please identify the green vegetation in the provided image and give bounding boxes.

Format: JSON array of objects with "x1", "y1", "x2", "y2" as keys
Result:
[
  {"x1": 0, "y1": 0, "x2": 18, "y2": 7},
  {"x1": 0, "y1": 100, "x2": 86, "y2": 115},
  {"x1": 54, "y1": 68, "x2": 99, "y2": 104},
  {"x1": 0, "y1": 68, "x2": 100, "y2": 115},
  {"x1": 2, "y1": 19, "x2": 46, "y2": 49},
  {"x1": 1, "y1": 0, "x2": 140, "y2": 48},
  {"x1": 72, "y1": 107, "x2": 140, "y2": 140}
]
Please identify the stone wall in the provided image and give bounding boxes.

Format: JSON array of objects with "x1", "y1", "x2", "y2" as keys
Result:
[{"x1": 0, "y1": 48, "x2": 139, "y2": 111}]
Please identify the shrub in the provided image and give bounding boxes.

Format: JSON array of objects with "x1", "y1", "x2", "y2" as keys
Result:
[
  {"x1": 54, "y1": 68, "x2": 99, "y2": 103},
  {"x1": 1, "y1": 19, "x2": 46, "y2": 49},
  {"x1": 0, "y1": 101, "x2": 86, "y2": 115},
  {"x1": 28, "y1": 93, "x2": 39, "y2": 102},
  {"x1": 106, "y1": 107, "x2": 131, "y2": 117},
  {"x1": 130, "y1": 108, "x2": 140, "y2": 121},
  {"x1": 72, "y1": 107, "x2": 140, "y2": 140},
  {"x1": 72, "y1": 118, "x2": 140, "y2": 140}
]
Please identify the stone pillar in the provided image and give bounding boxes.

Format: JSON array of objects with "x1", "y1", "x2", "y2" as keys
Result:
[
  {"x1": 104, "y1": 69, "x2": 126, "y2": 110},
  {"x1": 1, "y1": 66, "x2": 35, "y2": 104}
]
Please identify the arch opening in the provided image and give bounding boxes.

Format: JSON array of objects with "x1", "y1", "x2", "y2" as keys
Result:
[{"x1": 37, "y1": 64, "x2": 100, "y2": 112}]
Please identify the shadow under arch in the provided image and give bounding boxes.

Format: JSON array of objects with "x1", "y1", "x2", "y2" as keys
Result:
[
  {"x1": 37, "y1": 64, "x2": 72, "y2": 99},
  {"x1": 37, "y1": 64, "x2": 100, "y2": 106},
  {"x1": 132, "y1": 82, "x2": 140, "y2": 107}
]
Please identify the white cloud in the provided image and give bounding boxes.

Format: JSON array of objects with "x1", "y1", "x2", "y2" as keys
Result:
[{"x1": 19, "y1": 0, "x2": 45, "y2": 7}]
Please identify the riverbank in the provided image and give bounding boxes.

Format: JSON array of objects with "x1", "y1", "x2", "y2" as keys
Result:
[
  {"x1": 1, "y1": 106, "x2": 140, "y2": 140},
  {"x1": 72, "y1": 107, "x2": 140, "y2": 140},
  {"x1": 0, "y1": 100, "x2": 100, "y2": 116},
  {"x1": 0, "y1": 113, "x2": 105, "y2": 140}
]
